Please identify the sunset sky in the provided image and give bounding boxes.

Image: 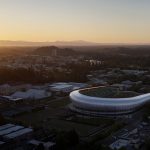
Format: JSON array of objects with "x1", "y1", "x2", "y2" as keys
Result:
[{"x1": 0, "y1": 0, "x2": 150, "y2": 44}]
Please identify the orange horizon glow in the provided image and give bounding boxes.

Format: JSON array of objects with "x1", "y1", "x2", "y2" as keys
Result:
[{"x1": 0, "y1": 0, "x2": 150, "y2": 44}]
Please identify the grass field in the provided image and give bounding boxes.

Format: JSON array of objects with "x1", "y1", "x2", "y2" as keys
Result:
[
  {"x1": 80, "y1": 87, "x2": 118, "y2": 98},
  {"x1": 80, "y1": 86, "x2": 139, "y2": 98}
]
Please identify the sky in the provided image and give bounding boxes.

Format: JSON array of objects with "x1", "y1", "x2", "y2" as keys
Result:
[{"x1": 0, "y1": 0, "x2": 150, "y2": 44}]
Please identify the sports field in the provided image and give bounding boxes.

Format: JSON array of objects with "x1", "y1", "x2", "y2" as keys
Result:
[{"x1": 80, "y1": 87, "x2": 139, "y2": 98}]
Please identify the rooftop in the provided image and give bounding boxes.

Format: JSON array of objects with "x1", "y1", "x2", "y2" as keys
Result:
[
  {"x1": 0, "y1": 124, "x2": 15, "y2": 131},
  {"x1": 0, "y1": 125, "x2": 24, "y2": 136},
  {"x1": 4, "y1": 128, "x2": 33, "y2": 139},
  {"x1": 109, "y1": 139, "x2": 129, "y2": 150},
  {"x1": 0, "y1": 124, "x2": 33, "y2": 139}
]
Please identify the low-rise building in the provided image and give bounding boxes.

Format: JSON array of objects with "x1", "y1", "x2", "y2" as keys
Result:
[
  {"x1": 0, "y1": 123, "x2": 33, "y2": 149},
  {"x1": 11, "y1": 89, "x2": 51, "y2": 100},
  {"x1": 50, "y1": 84, "x2": 73, "y2": 93},
  {"x1": 109, "y1": 139, "x2": 129, "y2": 150},
  {"x1": 28, "y1": 139, "x2": 56, "y2": 150},
  {"x1": 49, "y1": 82, "x2": 88, "y2": 94}
]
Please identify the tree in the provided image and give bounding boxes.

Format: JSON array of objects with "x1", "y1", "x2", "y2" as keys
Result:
[
  {"x1": 67, "y1": 129, "x2": 79, "y2": 146},
  {"x1": 56, "y1": 130, "x2": 79, "y2": 150},
  {"x1": 0, "y1": 114, "x2": 5, "y2": 125},
  {"x1": 144, "y1": 138, "x2": 150, "y2": 150},
  {"x1": 36, "y1": 143, "x2": 45, "y2": 150}
]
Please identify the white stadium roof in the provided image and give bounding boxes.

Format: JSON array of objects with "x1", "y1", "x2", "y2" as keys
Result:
[{"x1": 69, "y1": 87, "x2": 150, "y2": 115}]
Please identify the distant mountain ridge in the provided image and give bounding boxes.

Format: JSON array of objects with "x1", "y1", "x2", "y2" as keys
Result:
[
  {"x1": 0, "y1": 40, "x2": 100, "y2": 46},
  {"x1": 32, "y1": 46, "x2": 77, "y2": 56}
]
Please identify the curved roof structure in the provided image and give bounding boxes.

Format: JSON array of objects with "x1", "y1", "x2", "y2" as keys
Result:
[{"x1": 69, "y1": 87, "x2": 150, "y2": 116}]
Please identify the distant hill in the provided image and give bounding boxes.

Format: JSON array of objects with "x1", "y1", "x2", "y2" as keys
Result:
[
  {"x1": 32, "y1": 46, "x2": 77, "y2": 56},
  {"x1": 0, "y1": 40, "x2": 100, "y2": 47},
  {"x1": 0, "y1": 40, "x2": 150, "y2": 47}
]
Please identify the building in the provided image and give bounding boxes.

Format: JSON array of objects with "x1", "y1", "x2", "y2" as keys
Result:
[
  {"x1": 50, "y1": 84, "x2": 73, "y2": 93},
  {"x1": 49, "y1": 82, "x2": 88, "y2": 94},
  {"x1": 109, "y1": 139, "x2": 129, "y2": 150},
  {"x1": 0, "y1": 124, "x2": 33, "y2": 149},
  {"x1": 69, "y1": 86, "x2": 150, "y2": 116},
  {"x1": 0, "y1": 125, "x2": 24, "y2": 136},
  {"x1": 11, "y1": 89, "x2": 51, "y2": 100},
  {"x1": 0, "y1": 96, "x2": 23, "y2": 102},
  {"x1": 4, "y1": 128, "x2": 33, "y2": 140},
  {"x1": 0, "y1": 124, "x2": 33, "y2": 140},
  {"x1": 28, "y1": 139, "x2": 56, "y2": 150},
  {"x1": 0, "y1": 84, "x2": 32, "y2": 95}
]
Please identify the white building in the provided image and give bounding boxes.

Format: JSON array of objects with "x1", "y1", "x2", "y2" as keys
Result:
[
  {"x1": 49, "y1": 82, "x2": 88, "y2": 93},
  {"x1": 69, "y1": 86, "x2": 150, "y2": 116}
]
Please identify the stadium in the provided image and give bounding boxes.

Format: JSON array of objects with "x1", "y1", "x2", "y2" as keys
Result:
[{"x1": 69, "y1": 86, "x2": 150, "y2": 116}]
